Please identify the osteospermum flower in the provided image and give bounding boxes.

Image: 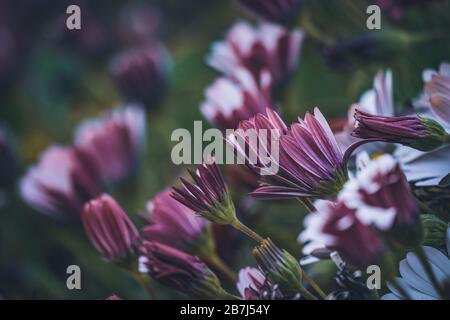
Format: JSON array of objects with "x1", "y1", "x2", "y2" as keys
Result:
[
  {"x1": 237, "y1": 267, "x2": 282, "y2": 300},
  {"x1": 228, "y1": 108, "x2": 350, "y2": 200},
  {"x1": 335, "y1": 70, "x2": 394, "y2": 150},
  {"x1": 207, "y1": 21, "x2": 303, "y2": 84},
  {"x1": 142, "y1": 188, "x2": 211, "y2": 255},
  {"x1": 110, "y1": 44, "x2": 170, "y2": 109},
  {"x1": 300, "y1": 200, "x2": 385, "y2": 268},
  {"x1": 74, "y1": 105, "x2": 146, "y2": 184},
  {"x1": 340, "y1": 154, "x2": 421, "y2": 246},
  {"x1": 171, "y1": 158, "x2": 237, "y2": 225},
  {"x1": 201, "y1": 67, "x2": 273, "y2": 131},
  {"x1": 82, "y1": 194, "x2": 139, "y2": 263},
  {"x1": 423, "y1": 62, "x2": 450, "y2": 126},
  {"x1": 20, "y1": 146, "x2": 103, "y2": 218},
  {"x1": 234, "y1": 0, "x2": 302, "y2": 23},
  {"x1": 139, "y1": 241, "x2": 230, "y2": 299},
  {"x1": 383, "y1": 226, "x2": 450, "y2": 300},
  {"x1": 352, "y1": 109, "x2": 449, "y2": 152}
]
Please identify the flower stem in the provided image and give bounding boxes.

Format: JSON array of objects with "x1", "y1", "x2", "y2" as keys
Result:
[
  {"x1": 219, "y1": 289, "x2": 240, "y2": 300},
  {"x1": 297, "y1": 197, "x2": 316, "y2": 212},
  {"x1": 414, "y1": 246, "x2": 444, "y2": 298},
  {"x1": 232, "y1": 219, "x2": 264, "y2": 243},
  {"x1": 295, "y1": 283, "x2": 319, "y2": 300},
  {"x1": 130, "y1": 271, "x2": 156, "y2": 300},
  {"x1": 208, "y1": 253, "x2": 238, "y2": 283},
  {"x1": 301, "y1": 270, "x2": 327, "y2": 299}
]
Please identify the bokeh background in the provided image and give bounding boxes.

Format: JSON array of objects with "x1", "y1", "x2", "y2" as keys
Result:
[{"x1": 0, "y1": 0, "x2": 449, "y2": 299}]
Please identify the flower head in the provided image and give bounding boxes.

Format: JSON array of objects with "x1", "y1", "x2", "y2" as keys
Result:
[
  {"x1": 253, "y1": 238, "x2": 303, "y2": 294},
  {"x1": 207, "y1": 21, "x2": 303, "y2": 84},
  {"x1": 142, "y1": 188, "x2": 212, "y2": 256},
  {"x1": 423, "y1": 62, "x2": 450, "y2": 126},
  {"x1": 20, "y1": 146, "x2": 103, "y2": 218},
  {"x1": 110, "y1": 44, "x2": 170, "y2": 109},
  {"x1": 81, "y1": 194, "x2": 139, "y2": 263},
  {"x1": 139, "y1": 241, "x2": 226, "y2": 299},
  {"x1": 234, "y1": 0, "x2": 302, "y2": 23},
  {"x1": 237, "y1": 266, "x2": 282, "y2": 300},
  {"x1": 353, "y1": 109, "x2": 448, "y2": 151},
  {"x1": 228, "y1": 108, "x2": 348, "y2": 199},
  {"x1": 300, "y1": 200, "x2": 384, "y2": 268},
  {"x1": 75, "y1": 105, "x2": 146, "y2": 184},
  {"x1": 171, "y1": 158, "x2": 237, "y2": 225},
  {"x1": 201, "y1": 68, "x2": 272, "y2": 130}
]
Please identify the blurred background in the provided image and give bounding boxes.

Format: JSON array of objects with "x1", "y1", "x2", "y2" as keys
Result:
[{"x1": 0, "y1": 0, "x2": 449, "y2": 299}]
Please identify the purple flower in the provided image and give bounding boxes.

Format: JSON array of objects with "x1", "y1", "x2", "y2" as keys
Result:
[
  {"x1": 300, "y1": 200, "x2": 384, "y2": 268},
  {"x1": 201, "y1": 68, "x2": 273, "y2": 130},
  {"x1": 237, "y1": 266, "x2": 282, "y2": 300},
  {"x1": 234, "y1": 0, "x2": 302, "y2": 23},
  {"x1": 74, "y1": 105, "x2": 146, "y2": 184},
  {"x1": 81, "y1": 194, "x2": 139, "y2": 262},
  {"x1": 139, "y1": 241, "x2": 226, "y2": 299},
  {"x1": 207, "y1": 21, "x2": 303, "y2": 84},
  {"x1": 142, "y1": 188, "x2": 210, "y2": 254},
  {"x1": 352, "y1": 109, "x2": 448, "y2": 151},
  {"x1": 20, "y1": 146, "x2": 103, "y2": 218},
  {"x1": 171, "y1": 158, "x2": 237, "y2": 225},
  {"x1": 110, "y1": 44, "x2": 170, "y2": 109},
  {"x1": 228, "y1": 108, "x2": 349, "y2": 199},
  {"x1": 423, "y1": 62, "x2": 450, "y2": 126},
  {"x1": 340, "y1": 154, "x2": 421, "y2": 245}
]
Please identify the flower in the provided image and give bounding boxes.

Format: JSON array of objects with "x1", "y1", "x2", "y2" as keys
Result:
[
  {"x1": 207, "y1": 21, "x2": 303, "y2": 84},
  {"x1": 228, "y1": 108, "x2": 349, "y2": 199},
  {"x1": 236, "y1": 266, "x2": 282, "y2": 300},
  {"x1": 81, "y1": 194, "x2": 139, "y2": 262},
  {"x1": 20, "y1": 146, "x2": 103, "y2": 218},
  {"x1": 139, "y1": 241, "x2": 227, "y2": 299},
  {"x1": 300, "y1": 200, "x2": 385, "y2": 268},
  {"x1": 142, "y1": 188, "x2": 212, "y2": 256},
  {"x1": 253, "y1": 238, "x2": 304, "y2": 294},
  {"x1": 352, "y1": 109, "x2": 448, "y2": 152},
  {"x1": 234, "y1": 0, "x2": 302, "y2": 23},
  {"x1": 171, "y1": 158, "x2": 237, "y2": 225},
  {"x1": 110, "y1": 44, "x2": 170, "y2": 109},
  {"x1": 201, "y1": 68, "x2": 273, "y2": 131},
  {"x1": 0, "y1": 128, "x2": 17, "y2": 190},
  {"x1": 335, "y1": 69, "x2": 394, "y2": 151},
  {"x1": 394, "y1": 143, "x2": 450, "y2": 187},
  {"x1": 382, "y1": 226, "x2": 450, "y2": 300},
  {"x1": 422, "y1": 62, "x2": 450, "y2": 126},
  {"x1": 74, "y1": 105, "x2": 146, "y2": 184}
]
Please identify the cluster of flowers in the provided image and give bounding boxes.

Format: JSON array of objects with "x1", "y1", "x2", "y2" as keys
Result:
[{"x1": 13, "y1": 0, "x2": 450, "y2": 300}]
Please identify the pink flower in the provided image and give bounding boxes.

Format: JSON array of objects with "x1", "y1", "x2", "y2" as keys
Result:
[
  {"x1": 82, "y1": 194, "x2": 139, "y2": 262},
  {"x1": 207, "y1": 21, "x2": 303, "y2": 84},
  {"x1": 75, "y1": 105, "x2": 146, "y2": 184},
  {"x1": 423, "y1": 62, "x2": 450, "y2": 126},
  {"x1": 201, "y1": 68, "x2": 273, "y2": 130},
  {"x1": 300, "y1": 200, "x2": 384, "y2": 268},
  {"x1": 237, "y1": 267, "x2": 280, "y2": 300},
  {"x1": 142, "y1": 188, "x2": 208, "y2": 252},
  {"x1": 139, "y1": 241, "x2": 225, "y2": 298},
  {"x1": 20, "y1": 146, "x2": 103, "y2": 217},
  {"x1": 234, "y1": 0, "x2": 302, "y2": 23},
  {"x1": 110, "y1": 44, "x2": 170, "y2": 109}
]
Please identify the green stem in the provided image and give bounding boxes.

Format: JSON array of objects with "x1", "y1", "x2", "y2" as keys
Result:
[
  {"x1": 219, "y1": 289, "x2": 240, "y2": 300},
  {"x1": 232, "y1": 219, "x2": 264, "y2": 243},
  {"x1": 301, "y1": 270, "x2": 327, "y2": 299},
  {"x1": 414, "y1": 246, "x2": 444, "y2": 298},
  {"x1": 130, "y1": 271, "x2": 156, "y2": 300},
  {"x1": 208, "y1": 253, "x2": 238, "y2": 283},
  {"x1": 295, "y1": 283, "x2": 318, "y2": 300}
]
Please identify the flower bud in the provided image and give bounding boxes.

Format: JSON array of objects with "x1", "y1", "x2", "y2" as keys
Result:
[
  {"x1": 82, "y1": 194, "x2": 139, "y2": 263},
  {"x1": 253, "y1": 239, "x2": 303, "y2": 294},
  {"x1": 421, "y1": 214, "x2": 448, "y2": 248}
]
